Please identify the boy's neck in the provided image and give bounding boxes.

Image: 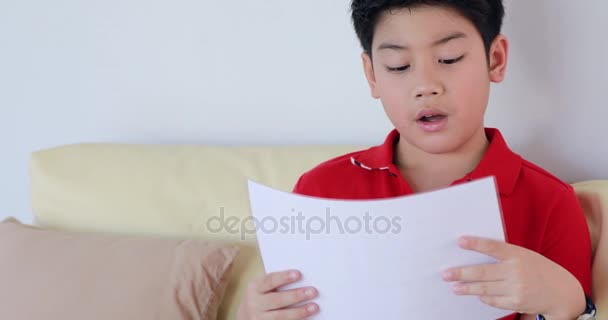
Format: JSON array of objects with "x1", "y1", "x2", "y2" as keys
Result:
[{"x1": 395, "y1": 126, "x2": 489, "y2": 193}]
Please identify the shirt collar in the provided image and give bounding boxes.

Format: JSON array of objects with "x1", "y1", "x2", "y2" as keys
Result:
[{"x1": 351, "y1": 128, "x2": 522, "y2": 195}]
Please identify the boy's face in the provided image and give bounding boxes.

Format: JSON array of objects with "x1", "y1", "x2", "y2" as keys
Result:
[{"x1": 362, "y1": 5, "x2": 508, "y2": 155}]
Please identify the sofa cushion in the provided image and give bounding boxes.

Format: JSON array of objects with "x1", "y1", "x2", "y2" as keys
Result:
[
  {"x1": 0, "y1": 218, "x2": 239, "y2": 320},
  {"x1": 29, "y1": 143, "x2": 361, "y2": 319}
]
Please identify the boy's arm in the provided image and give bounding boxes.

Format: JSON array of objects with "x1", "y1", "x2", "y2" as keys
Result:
[
  {"x1": 540, "y1": 185, "x2": 592, "y2": 294},
  {"x1": 535, "y1": 185, "x2": 593, "y2": 319}
]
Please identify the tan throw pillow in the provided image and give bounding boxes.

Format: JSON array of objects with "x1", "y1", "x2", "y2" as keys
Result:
[{"x1": 0, "y1": 218, "x2": 239, "y2": 320}]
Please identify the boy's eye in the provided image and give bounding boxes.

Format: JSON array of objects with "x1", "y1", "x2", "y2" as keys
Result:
[
  {"x1": 439, "y1": 55, "x2": 465, "y2": 64},
  {"x1": 387, "y1": 65, "x2": 411, "y2": 72}
]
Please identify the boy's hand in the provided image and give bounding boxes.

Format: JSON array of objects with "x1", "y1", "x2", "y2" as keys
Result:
[
  {"x1": 442, "y1": 236, "x2": 586, "y2": 320},
  {"x1": 236, "y1": 269, "x2": 319, "y2": 320}
]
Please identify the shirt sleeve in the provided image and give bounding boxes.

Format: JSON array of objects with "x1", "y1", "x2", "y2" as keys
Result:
[
  {"x1": 540, "y1": 185, "x2": 592, "y2": 295},
  {"x1": 292, "y1": 174, "x2": 304, "y2": 193},
  {"x1": 292, "y1": 172, "x2": 322, "y2": 197}
]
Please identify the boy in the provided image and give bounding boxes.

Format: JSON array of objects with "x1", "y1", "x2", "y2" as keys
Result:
[{"x1": 237, "y1": 1, "x2": 595, "y2": 319}]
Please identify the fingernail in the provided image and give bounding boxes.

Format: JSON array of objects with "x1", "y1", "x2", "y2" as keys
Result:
[
  {"x1": 458, "y1": 237, "x2": 469, "y2": 247},
  {"x1": 307, "y1": 304, "x2": 317, "y2": 313},
  {"x1": 288, "y1": 271, "x2": 298, "y2": 280},
  {"x1": 305, "y1": 288, "x2": 315, "y2": 297},
  {"x1": 442, "y1": 270, "x2": 453, "y2": 280},
  {"x1": 453, "y1": 284, "x2": 464, "y2": 294}
]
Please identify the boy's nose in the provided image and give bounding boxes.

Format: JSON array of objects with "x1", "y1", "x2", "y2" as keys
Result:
[{"x1": 413, "y1": 83, "x2": 444, "y2": 99}]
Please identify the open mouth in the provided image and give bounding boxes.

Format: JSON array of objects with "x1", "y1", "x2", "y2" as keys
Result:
[{"x1": 418, "y1": 114, "x2": 447, "y2": 123}]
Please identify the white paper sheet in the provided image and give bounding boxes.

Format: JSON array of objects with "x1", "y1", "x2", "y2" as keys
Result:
[{"x1": 247, "y1": 177, "x2": 513, "y2": 320}]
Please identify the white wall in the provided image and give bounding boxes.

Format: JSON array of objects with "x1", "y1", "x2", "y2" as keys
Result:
[{"x1": 1, "y1": 0, "x2": 606, "y2": 223}]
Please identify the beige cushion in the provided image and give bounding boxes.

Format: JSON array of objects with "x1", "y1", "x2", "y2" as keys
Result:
[
  {"x1": 573, "y1": 180, "x2": 608, "y2": 319},
  {"x1": 29, "y1": 143, "x2": 362, "y2": 320},
  {"x1": 0, "y1": 218, "x2": 239, "y2": 320}
]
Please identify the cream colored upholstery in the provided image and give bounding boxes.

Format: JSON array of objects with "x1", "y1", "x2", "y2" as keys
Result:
[
  {"x1": 30, "y1": 143, "x2": 363, "y2": 320},
  {"x1": 30, "y1": 144, "x2": 607, "y2": 319}
]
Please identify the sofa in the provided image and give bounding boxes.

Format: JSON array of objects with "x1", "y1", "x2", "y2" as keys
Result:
[{"x1": 5, "y1": 143, "x2": 606, "y2": 319}]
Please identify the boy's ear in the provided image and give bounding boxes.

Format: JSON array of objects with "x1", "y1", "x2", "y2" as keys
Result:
[
  {"x1": 489, "y1": 34, "x2": 509, "y2": 83},
  {"x1": 361, "y1": 52, "x2": 380, "y2": 99}
]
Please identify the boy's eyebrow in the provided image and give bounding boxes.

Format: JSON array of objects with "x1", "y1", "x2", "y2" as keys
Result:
[{"x1": 377, "y1": 32, "x2": 468, "y2": 52}]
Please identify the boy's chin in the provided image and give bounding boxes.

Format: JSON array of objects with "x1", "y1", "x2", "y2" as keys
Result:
[
  {"x1": 399, "y1": 125, "x2": 486, "y2": 155},
  {"x1": 405, "y1": 133, "x2": 464, "y2": 155},
  {"x1": 417, "y1": 142, "x2": 461, "y2": 155}
]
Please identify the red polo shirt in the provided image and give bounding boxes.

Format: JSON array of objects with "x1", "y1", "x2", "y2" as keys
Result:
[{"x1": 293, "y1": 128, "x2": 591, "y2": 320}]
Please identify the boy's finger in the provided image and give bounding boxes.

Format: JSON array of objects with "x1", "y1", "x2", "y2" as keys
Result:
[
  {"x1": 442, "y1": 263, "x2": 505, "y2": 282},
  {"x1": 253, "y1": 270, "x2": 301, "y2": 294},
  {"x1": 452, "y1": 280, "x2": 508, "y2": 297},
  {"x1": 479, "y1": 295, "x2": 527, "y2": 313},
  {"x1": 263, "y1": 303, "x2": 319, "y2": 320},
  {"x1": 458, "y1": 236, "x2": 513, "y2": 260},
  {"x1": 258, "y1": 286, "x2": 318, "y2": 311}
]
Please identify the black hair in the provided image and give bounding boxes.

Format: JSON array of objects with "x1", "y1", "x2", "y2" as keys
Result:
[{"x1": 351, "y1": 0, "x2": 504, "y2": 58}]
